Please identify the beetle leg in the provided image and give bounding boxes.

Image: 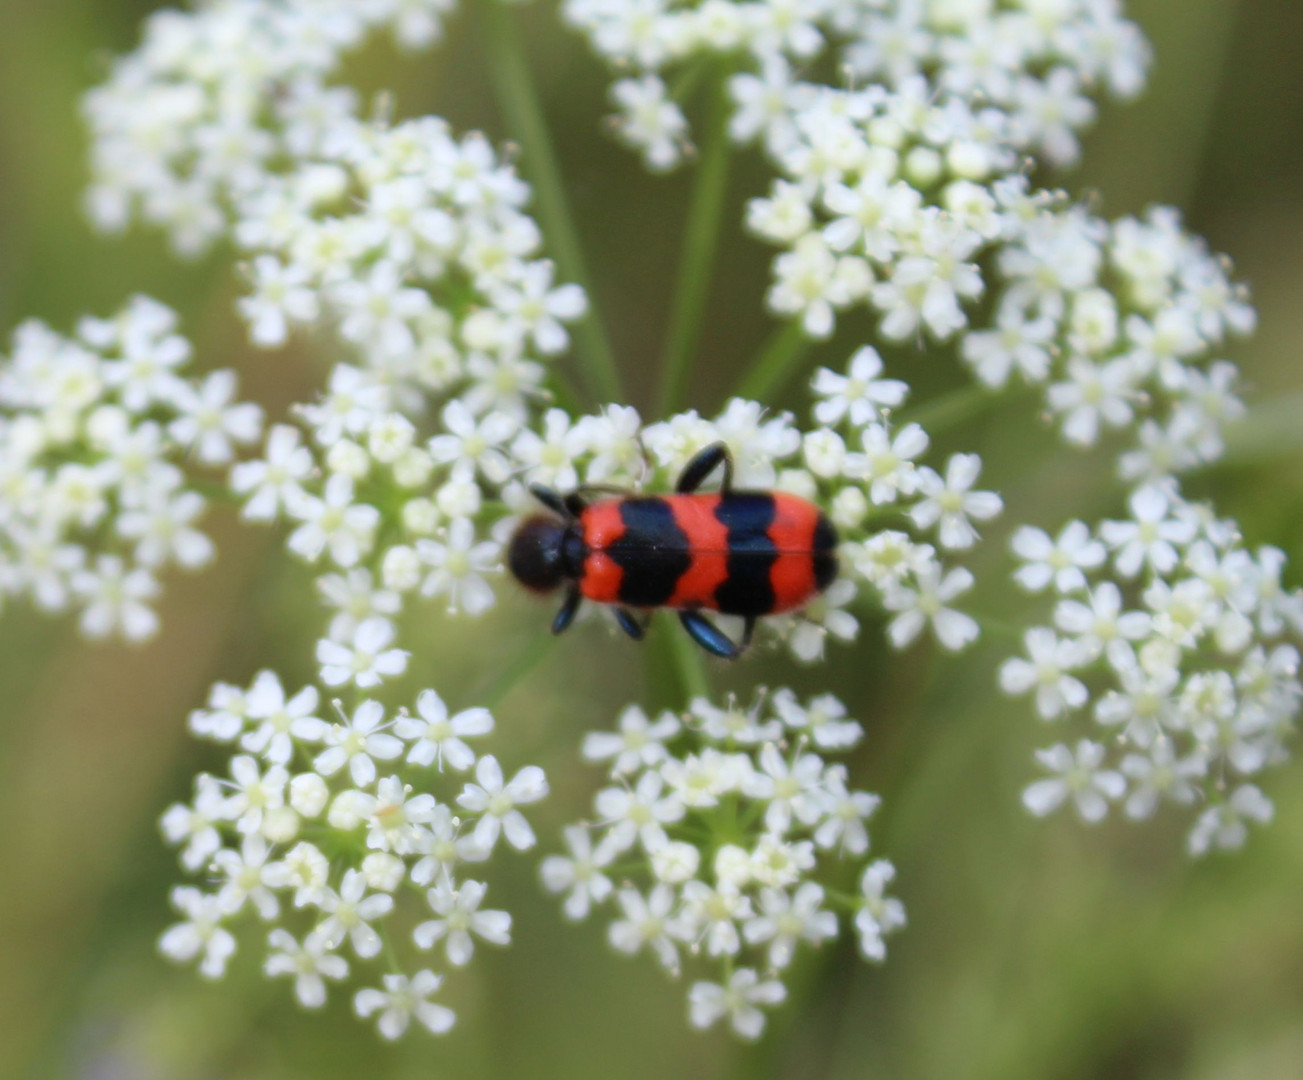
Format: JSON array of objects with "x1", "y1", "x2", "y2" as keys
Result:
[
  {"x1": 676, "y1": 441, "x2": 734, "y2": 495},
  {"x1": 615, "y1": 607, "x2": 646, "y2": 642},
  {"x1": 740, "y1": 616, "x2": 756, "y2": 654},
  {"x1": 551, "y1": 587, "x2": 581, "y2": 634},
  {"x1": 530, "y1": 483, "x2": 573, "y2": 520},
  {"x1": 679, "y1": 610, "x2": 740, "y2": 660}
]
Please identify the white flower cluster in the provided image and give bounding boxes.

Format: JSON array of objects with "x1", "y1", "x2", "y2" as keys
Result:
[
  {"x1": 567, "y1": 0, "x2": 1149, "y2": 172},
  {"x1": 964, "y1": 203, "x2": 1255, "y2": 482},
  {"x1": 542, "y1": 691, "x2": 904, "y2": 1040},
  {"x1": 161, "y1": 670, "x2": 547, "y2": 1039},
  {"x1": 1004, "y1": 482, "x2": 1303, "y2": 854},
  {"x1": 84, "y1": 0, "x2": 463, "y2": 256},
  {"x1": 0, "y1": 296, "x2": 261, "y2": 641}
]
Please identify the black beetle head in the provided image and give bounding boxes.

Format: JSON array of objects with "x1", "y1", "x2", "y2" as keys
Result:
[{"x1": 507, "y1": 515, "x2": 568, "y2": 593}]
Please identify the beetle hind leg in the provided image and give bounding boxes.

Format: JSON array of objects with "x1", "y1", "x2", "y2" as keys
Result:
[
  {"x1": 615, "y1": 608, "x2": 649, "y2": 642},
  {"x1": 676, "y1": 442, "x2": 734, "y2": 495},
  {"x1": 679, "y1": 610, "x2": 741, "y2": 660}
]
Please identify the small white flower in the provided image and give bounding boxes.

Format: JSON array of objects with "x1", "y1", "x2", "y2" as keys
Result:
[
  {"x1": 999, "y1": 629, "x2": 1093, "y2": 720},
  {"x1": 743, "y1": 883, "x2": 838, "y2": 969},
  {"x1": 313, "y1": 700, "x2": 405, "y2": 787},
  {"x1": 395, "y1": 689, "x2": 493, "y2": 771},
  {"x1": 211, "y1": 833, "x2": 281, "y2": 921},
  {"x1": 427, "y1": 399, "x2": 517, "y2": 484},
  {"x1": 1099, "y1": 486, "x2": 1197, "y2": 579},
  {"x1": 489, "y1": 260, "x2": 587, "y2": 356},
  {"x1": 511, "y1": 407, "x2": 590, "y2": 491},
  {"x1": 316, "y1": 617, "x2": 410, "y2": 690},
  {"x1": 358, "y1": 775, "x2": 439, "y2": 854},
  {"x1": 773, "y1": 690, "x2": 864, "y2": 750},
  {"x1": 264, "y1": 840, "x2": 330, "y2": 908},
  {"x1": 688, "y1": 968, "x2": 786, "y2": 1041},
  {"x1": 811, "y1": 346, "x2": 908, "y2": 428},
  {"x1": 611, "y1": 75, "x2": 688, "y2": 172},
  {"x1": 884, "y1": 564, "x2": 980, "y2": 652},
  {"x1": 582, "y1": 705, "x2": 682, "y2": 775},
  {"x1": 540, "y1": 824, "x2": 617, "y2": 920},
  {"x1": 116, "y1": 488, "x2": 214, "y2": 570},
  {"x1": 909, "y1": 454, "x2": 1003, "y2": 550},
  {"x1": 412, "y1": 879, "x2": 511, "y2": 965},
  {"x1": 456, "y1": 755, "x2": 548, "y2": 854},
  {"x1": 845, "y1": 422, "x2": 929, "y2": 505},
  {"x1": 287, "y1": 473, "x2": 380, "y2": 568},
  {"x1": 240, "y1": 670, "x2": 326, "y2": 765},
  {"x1": 239, "y1": 255, "x2": 320, "y2": 348},
  {"x1": 1011, "y1": 521, "x2": 1106, "y2": 594},
  {"x1": 1046, "y1": 356, "x2": 1139, "y2": 445},
  {"x1": 593, "y1": 770, "x2": 685, "y2": 853},
  {"x1": 265, "y1": 929, "x2": 348, "y2": 1009},
  {"x1": 159, "y1": 887, "x2": 236, "y2": 979},
  {"x1": 160, "y1": 775, "x2": 226, "y2": 872},
  {"x1": 1187, "y1": 784, "x2": 1273, "y2": 856},
  {"x1": 354, "y1": 970, "x2": 455, "y2": 1040},
  {"x1": 680, "y1": 880, "x2": 753, "y2": 957},
  {"x1": 331, "y1": 260, "x2": 432, "y2": 358},
  {"x1": 749, "y1": 834, "x2": 816, "y2": 889},
  {"x1": 856, "y1": 860, "x2": 907, "y2": 962},
  {"x1": 71, "y1": 554, "x2": 160, "y2": 641},
  {"x1": 649, "y1": 840, "x2": 701, "y2": 885},
  {"x1": 1022, "y1": 741, "x2": 1126, "y2": 823},
  {"x1": 813, "y1": 764, "x2": 880, "y2": 855},
  {"x1": 416, "y1": 518, "x2": 499, "y2": 616},
  {"x1": 608, "y1": 885, "x2": 682, "y2": 973},
  {"x1": 1120, "y1": 740, "x2": 1206, "y2": 820},
  {"x1": 689, "y1": 697, "x2": 782, "y2": 746},
  {"x1": 742, "y1": 743, "x2": 827, "y2": 834},
  {"x1": 311, "y1": 869, "x2": 394, "y2": 959},
  {"x1": 223, "y1": 754, "x2": 288, "y2": 836},
  {"x1": 230, "y1": 424, "x2": 314, "y2": 522},
  {"x1": 1054, "y1": 583, "x2": 1152, "y2": 670}
]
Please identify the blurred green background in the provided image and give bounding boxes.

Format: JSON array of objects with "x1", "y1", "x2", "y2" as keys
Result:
[{"x1": 1, "y1": 2, "x2": 1302, "y2": 1078}]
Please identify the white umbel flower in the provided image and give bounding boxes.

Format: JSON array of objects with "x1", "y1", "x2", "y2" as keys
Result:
[
  {"x1": 688, "y1": 968, "x2": 787, "y2": 1041},
  {"x1": 354, "y1": 970, "x2": 455, "y2": 1040}
]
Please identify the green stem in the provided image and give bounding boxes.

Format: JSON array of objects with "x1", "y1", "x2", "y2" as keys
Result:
[
  {"x1": 656, "y1": 72, "x2": 734, "y2": 416},
  {"x1": 733, "y1": 319, "x2": 810, "y2": 403},
  {"x1": 471, "y1": 631, "x2": 561, "y2": 710},
  {"x1": 896, "y1": 384, "x2": 997, "y2": 434},
  {"x1": 666, "y1": 622, "x2": 711, "y2": 704},
  {"x1": 480, "y1": 1, "x2": 625, "y2": 406}
]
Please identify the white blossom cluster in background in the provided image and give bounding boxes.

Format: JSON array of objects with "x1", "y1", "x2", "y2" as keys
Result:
[
  {"x1": 161, "y1": 670, "x2": 547, "y2": 1039},
  {"x1": 0, "y1": 296, "x2": 261, "y2": 641},
  {"x1": 542, "y1": 691, "x2": 903, "y2": 1040},
  {"x1": 1005, "y1": 483, "x2": 1303, "y2": 854},
  {"x1": 744, "y1": 119, "x2": 1257, "y2": 482},
  {"x1": 83, "y1": 0, "x2": 465, "y2": 257},
  {"x1": 568, "y1": 0, "x2": 1149, "y2": 173},
  {"x1": 566, "y1": 0, "x2": 1254, "y2": 491}
]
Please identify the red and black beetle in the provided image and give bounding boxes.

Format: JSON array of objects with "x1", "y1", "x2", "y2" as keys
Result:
[{"x1": 506, "y1": 442, "x2": 838, "y2": 658}]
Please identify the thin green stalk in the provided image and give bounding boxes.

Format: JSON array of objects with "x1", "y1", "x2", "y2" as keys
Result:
[
  {"x1": 471, "y1": 631, "x2": 561, "y2": 709},
  {"x1": 896, "y1": 383, "x2": 997, "y2": 434},
  {"x1": 656, "y1": 73, "x2": 734, "y2": 416},
  {"x1": 480, "y1": 1, "x2": 625, "y2": 405},
  {"x1": 665, "y1": 620, "x2": 711, "y2": 703},
  {"x1": 734, "y1": 319, "x2": 810, "y2": 403}
]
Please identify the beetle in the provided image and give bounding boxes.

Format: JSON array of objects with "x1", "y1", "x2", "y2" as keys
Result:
[{"x1": 506, "y1": 442, "x2": 838, "y2": 658}]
